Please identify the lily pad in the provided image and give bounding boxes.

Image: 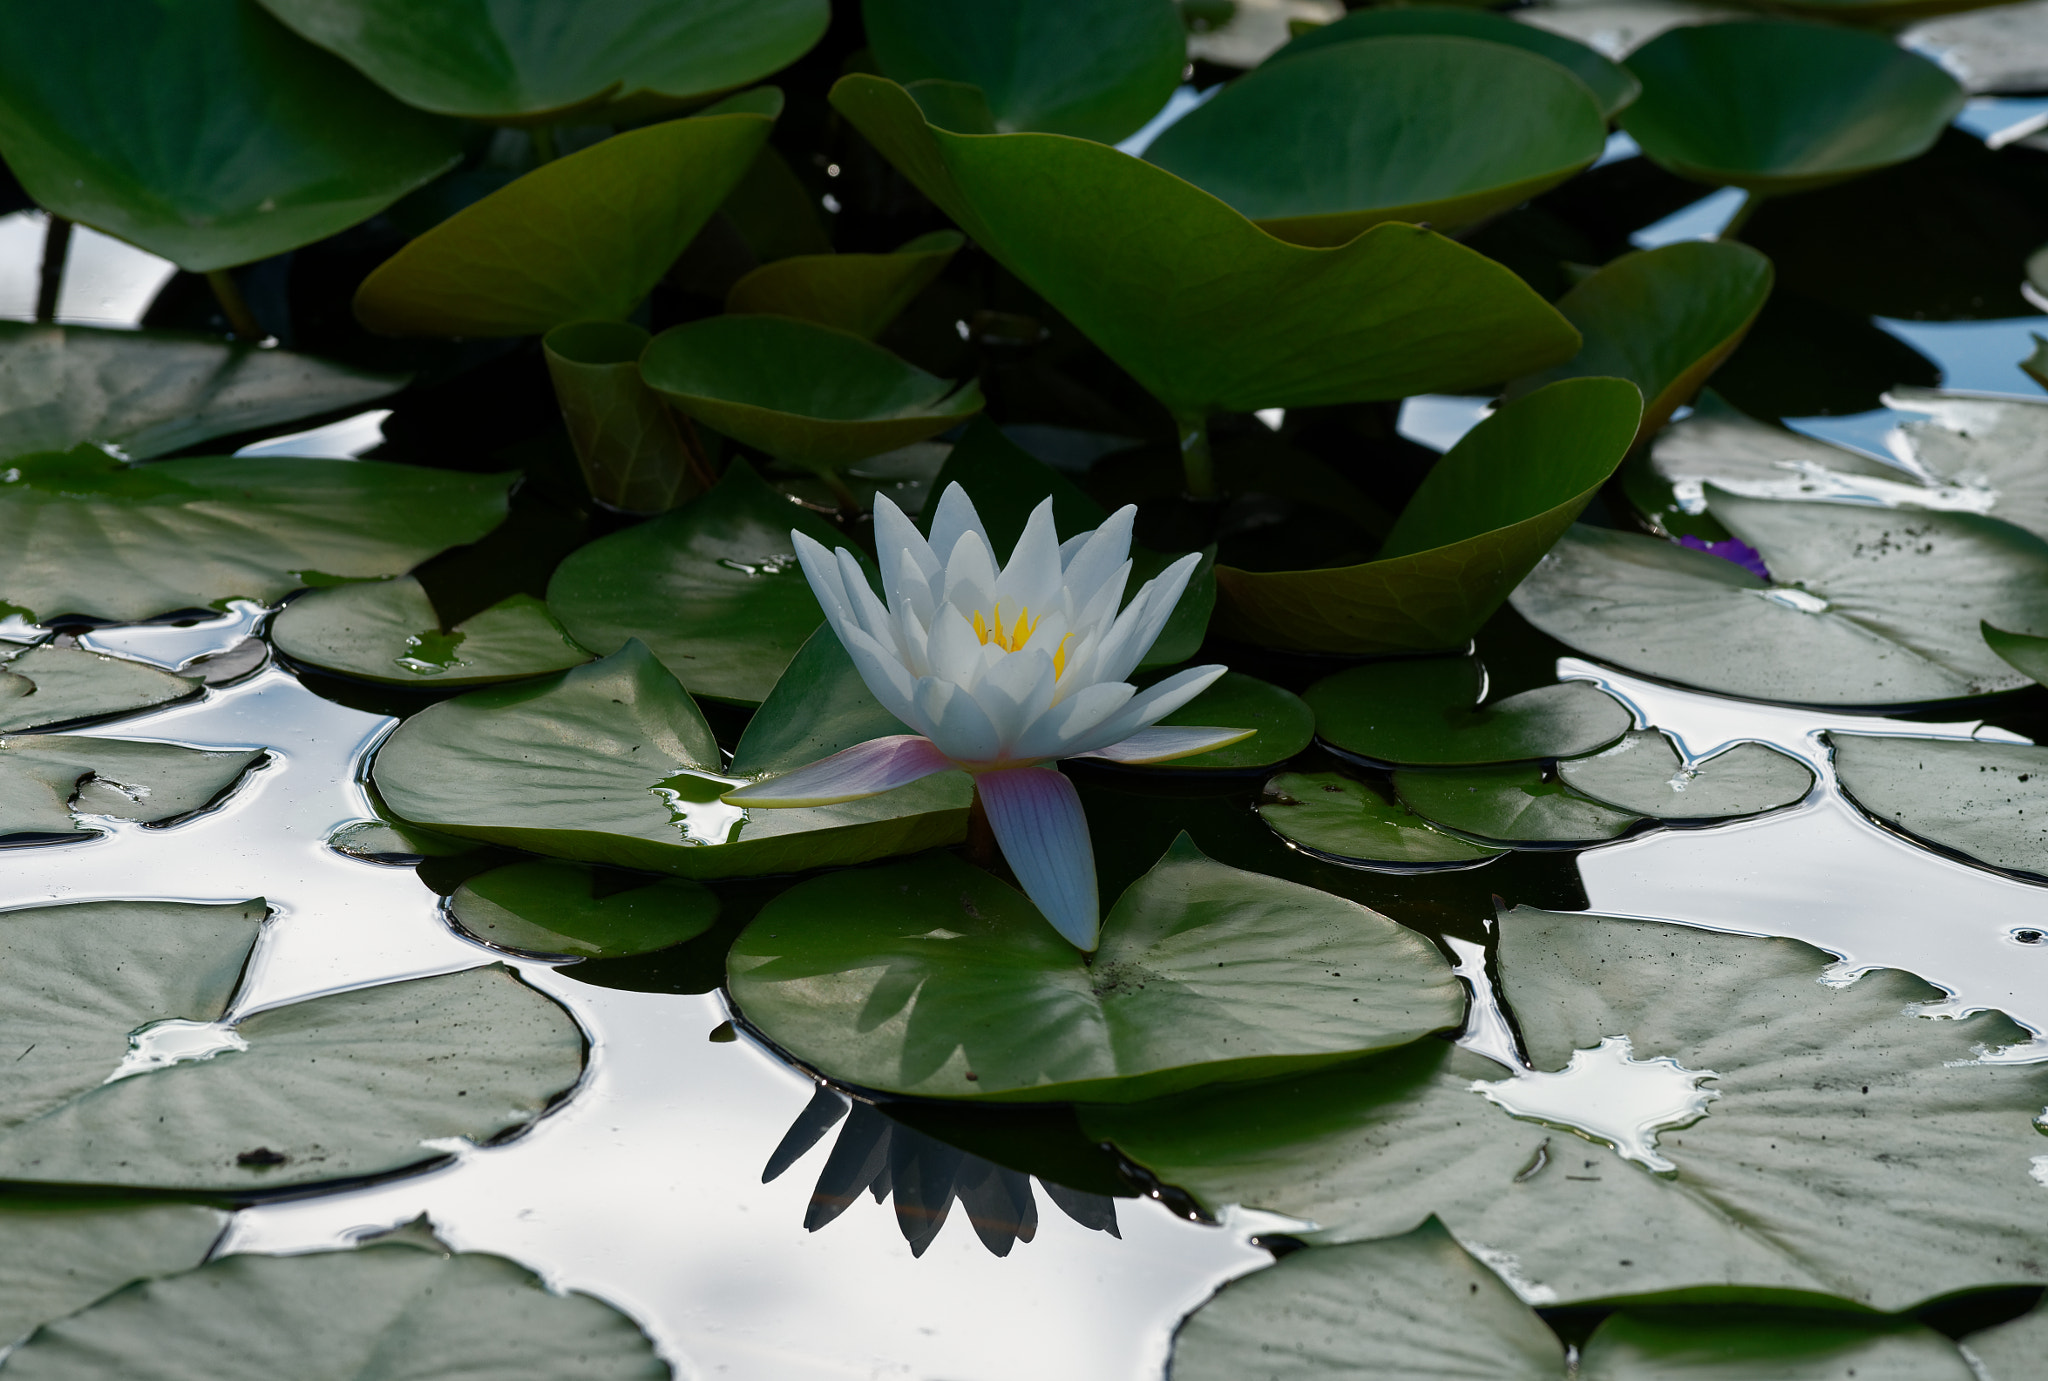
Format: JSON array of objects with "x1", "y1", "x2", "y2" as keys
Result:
[
  {"x1": 254, "y1": 0, "x2": 827, "y2": 122},
  {"x1": 1146, "y1": 37, "x2": 1607, "y2": 247},
  {"x1": 546, "y1": 462, "x2": 854, "y2": 704},
  {"x1": 1985, "y1": 620, "x2": 2048, "y2": 686},
  {"x1": 1171, "y1": 1218, "x2": 1983, "y2": 1381},
  {"x1": 1619, "y1": 21, "x2": 1966, "y2": 195},
  {"x1": 1509, "y1": 242, "x2": 1773, "y2": 441},
  {"x1": 725, "y1": 230, "x2": 963, "y2": 339},
  {"x1": 0, "y1": 445, "x2": 513, "y2": 624},
  {"x1": 0, "y1": 646, "x2": 198, "y2": 733},
  {"x1": 354, "y1": 103, "x2": 775, "y2": 337},
  {"x1": 1966, "y1": 1299, "x2": 2048, "y2": 1381},
  {"x1": 327, "y1": 817, "x2": 477, "y2": 864},
  {"x1": 639, "y1": 315, "x2": 983, "y2": 471},
  {"x1": 3, "y1": 1241, "x2": 668, "y2": 1379},
  {"x1": 0, "y1": 0, "x2": 462, "y2": 270},
  {"x1": 1510, "y1": 493, "x2": 2048, "y2": 705},
  {"x1": 829, "y1": 74, "x2": 1581, "y2": 425},
  {"x1": 271, "y1": 577, "x2": 590, "y2": 688},
  {"x1": 1213, "y1": 377, "x2": 1642, "y2": 655},
  {"x1": 1140, "y1": 674, "x2": 1312, "y2": 772},
  {"x1": 0, "y1": 897, "x2": 584, "y2": 1191},
  {"x1": 449, "y1": 860, "x2": 718, "y2": 960},
  {"x1": 0, "y1": 324, "x2": 405, "y2": 464},
  {"x1": 1559, "y1": 731, "x2": 1814, "y2": 820},
  {"x1": 1085, "y1": 908, "x2": 2048, "y2": 1309},
  {"x1": 728, "y1": 625, "x2": 911, "y2": 778},
  {"x1": 1304, "y1": 658, "x2": 1634, "y2": 767},
  {"x1": 1274, "y1": 6, "x2": 1640, "y2": 119},
  {"x1": 862, "y1": 0, "x2": 1184, "y2": 144},
  {"x1": 542, "y1": 322, "x2": 702, "y2": 516},
  {"x1": 1, "y1": 736, "x2": 264, "y2": 839},
  {"x1": 1259, "y1": 772, "x2": 1506, "y2": 869},
  {"x1": 1829, "y1": 733, "x2": 2048, "y2": 882},
  {"x1": 372, "y1": 642, "x2": 970, "y2": 878},
  {"x1": 727, "y1": 838, "x2": 1464, "y2": 1103},
  {"x1": 1394, "y1": 764, "x2": 1643, "y2": 846},
  {"x1": 0, "y1": 1201, "x2": 226, "y2": 1349},
  {"x1": 1645, "y1": 390, "x2": 1926, "y2": 519}
]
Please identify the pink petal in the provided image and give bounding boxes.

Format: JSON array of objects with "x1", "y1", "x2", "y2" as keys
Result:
[
  {"x1": 723, "y1": 735, "x2": 953, "y2": 807},
  {"x1": 976, "y1": 765, "x2": 1100, "y2": 950},
  {"x1": 1072, "y1": 725, "x2": 1254, "y2": 765}
]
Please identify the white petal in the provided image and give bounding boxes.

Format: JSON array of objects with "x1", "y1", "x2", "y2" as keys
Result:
[
  {"x1": 976, "y1": 766, "x2": 1100, "y2": 949},
  {"x1": 1097, "y1": 552, "x2": 1202, "y2": 684},
  {"x1": 927, "y1": 606, "x2": 987, "y2": 689},
  {"x1": 996, "y1": 498, "x2": 1063, "y2": 610},
  {"x1": 1060, "y1": 505, "x2": 1136, "y2": 610},
  {"x1": 1072, "y1": 725, "x2": 1255, "y2": 764},
  {"x1": 942, "y1": 528, "x2": 998, "y2": 614},
  {"x1": 874, "y1": 491, "x2": 939, "y2": 586},
  {"x1": 793, "y1": 531, "x2": 857, "y2": 634},
  {"x1": 916, "y1": 676, "x2": 1005, "y2": 763},
  {"x1": 1057, "y1": 531, "x2": 1091, "y2": 568},
  {"x1": 972, "y1": 645, "x2": 1058, "y2": 753},
  {"x1": 1012, "y1": 679, "x2": 1135, "y2": 760},
  {"x1": 1071, "y1": 559, "x2": 1131, "y2": 638},
  {"x1": 723, "y1": 734, "x2": 953, "y2": 806},
  {"x1": 887, "y1": 545, "x2": 936, "y2": 629},
  {"x1": 838, "y1": 625, "x2": 924, "y2": 728},
  {"x1": 1069, "y1": 664, "x2": 1227, "y2": 755},
  {"x1": 927, "y1": 482, "x2": 988, "y2": 564}
]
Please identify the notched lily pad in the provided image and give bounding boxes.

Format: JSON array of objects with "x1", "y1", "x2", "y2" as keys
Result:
[
  {"x1": 372, "y1": 641, "x2": 969, "y2": 879},
  {"x1": 0, "y1": 1199, "x2": 226, "y2": 1350},
  {"x1": 271, "y1": 577, "x2": 591, "y2": 687},
  {"x1": 1305, "y1": 657, "x2": 1634, "y2": 767},
  {"x1": 2, "y1": 735, "x2": 265, "y2": 840},
  {"x1": 1260, "y1": 771, "x2": 1505, "y2": 869},
  {"x1": 1559, "y1": 730, "x2": 1814, "y2": 820},
  {"x1": 1139, "y1": 673, "x2": 1312, "y2": 772},
  {"x1": 449, "y1": 860, "x2": 719, "y2": 960},
  {"x1": 727, "y1": 838, "x2": 1464, "y2": 1103},
  {"x1": 0, "y1": 645, "x2": 198, "y2": 733},
  {"x1": 1393, "y1": 763, "x2": 1644, "y2": 846},
  {"x1": 724, "y1": 230, "x2": 963, "y2": 339},
  {"x1": 1829, "y1": 733, "x2": 2048, "y2": 882},
  {"x1": 728, "y1": 624, "x2": 911, "y2": 778}
]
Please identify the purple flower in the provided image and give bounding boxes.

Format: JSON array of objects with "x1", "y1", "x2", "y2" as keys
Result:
[{"x1": 1677, "y1": 535, "x2": 1770, "y2": 581}]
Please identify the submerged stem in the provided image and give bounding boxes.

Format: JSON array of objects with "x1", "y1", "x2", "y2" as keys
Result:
[
  {"x1": 964, "y1": 789, "x2": 999, "y2": 870},
  {"x1": 531, "y1": 125, "x2": 559, "y2": 164},
  {"x1": 1177, "y1": 411, "x2": 1217, "y2": 499},
  {"x1": 35, "y1": 215, "x2": 71, "y2": 323},
  {"x1": 205, "y1": 270, "x2": 264, "y2": 340},
  {"x1": 1716, "y1": 190, "x2": 1762, "y2": 243},
  {"x1": 819, "y1": 466, "x2": 863, "y2": 513}
]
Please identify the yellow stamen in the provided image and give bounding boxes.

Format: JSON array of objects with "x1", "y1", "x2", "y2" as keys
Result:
[{"x1": 971, "y1": 604, "x2": 1040, "y2": 652}]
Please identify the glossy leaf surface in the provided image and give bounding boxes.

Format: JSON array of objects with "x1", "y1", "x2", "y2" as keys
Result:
[
  {"x1": 729, "y1": 625, "x2": 911, "y2": 777},
  {"x1": 1087, "y1": 909, "x2": 2048, "y2": 1309},
  {"x1": 729, "y1": 839, "x2": 1463, "y2": 1102},
  {"x1": 0, "y1": 446, "x2": 512, "y2": 624},
  {"x1": 0, "y1": 1200, "x2": 225, "y2": 1350},
  {"x1": 3, "y1": 1242, "x2": 669, "y2": 1379},
  {"x1": 547, "y1": 463, "x2": 853, "y2": 704},
  {"x1": 355, "y1": 107, "x2": 774, "y2": 337},
  {"x1": 1, "y1": 736, "x2": 263, "y2": 839},
  {"x1": 1148, "y1": 38, "x2": 1607, "y2": 246},
  {"x1": 864, "y1": 0, "x2": 1185, "y2": 143},
  {"x1": 1394, "y1": 764, "x2": 1643, "y2": 845},
  {"x1": 0, "y1": 646, "x2": 197, "y2": 733},
  {"x1": 272, "y1": 577, "x2": 590, "y2": 688},
  {"x1": 1829, "y1": 734, "x2": 2048, "y2": 881},
  {"x1": 725, "y1": 231, "x2": 963, "y2": 339},
  {"x1": 1214, "y1": 378, "x2": 1640, "y2": 654},
  {"x1": 0, "y1": 0, "x2": 461, "y2": 270},
  {"x1": 1143, "y1": 673, "x2": 1312, "y2": 772},
  {"x1": 373, "y1": 642, "x2": 969, "y2": 878},
  {"x1": 1559, "y1": 731, "x2": 1813, "y2": 820},
  {"x1": 1259, "y1": 772, "x2": 1505, "y2": 868},
  {"x1": 255, "y1": 0, "x2": 828, "y2": 122},
  {"x1": 1620, "y1": 22, "x2": 1966, "y2": 194},
  {"x1": 831, "y1": 75, "x2": 1581, "y2": 421},
  {"x1": 450, "y1": 860, "x2": 718, "y2": 960},
  {"x1": 1305, "y1": 658, "x2": 1633, "y2": 767},
  {"x1": 543, "y1": 321, "x2": 700, "y2": 516},
  {"x1": 639, "y1": 315, "x2": 983, "y2": 469}
]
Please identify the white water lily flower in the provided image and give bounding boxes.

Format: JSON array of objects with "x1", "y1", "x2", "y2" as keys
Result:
[{"x1": 724, "y1": 483, "x2": 1250, "y2": 949}]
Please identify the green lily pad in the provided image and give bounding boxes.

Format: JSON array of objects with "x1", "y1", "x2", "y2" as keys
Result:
[
  {"x1": 639, "y1": 315, "x2": 984, "y2": 471},
  {"x1": 1619, "y1": 21, "x2": 1966, "y2": 195},
  {"x1": 327, "y1": 817, "x2": 477, "y2": 863},
  {"x1": 1558, "y1": 731, "x2": 1814, "y2": 820},
  {"x1": 1304, "y1": 658, "x2": 1634, "y2": 767},
  {"x1": 829, "y1": 74, "x2": 1581, "y2": 425},
  {"x1": 1394, "y1": 764, "x2": 1643, "y2": 846},
  {"x1": 546, "y1": 462, "x2": 854, "y2": 705},
  {"x1": 372, "y1": 642, "x2": 970, "y2": 878},
  {"x1": 1644, "y1": 390, "x2": 1919, "y2": 518},
  {"x1": 728, "y1": 624, "x2": 911, "y2": 777},
  {"x1": 449, "y1": 860, "x2": 719, "y2": 959},
  {"x1": 271, "y1": 577, "x2": 590, "y2": 688},
  {"x1": 0, "y1": 1200, "x2": 226, "y2": 1350},
  {"x1": 1509, "y1": 242, "x2": 1773, "y2": 441},
  {"x1": 0, "y1": 324, "x2": 405, "y2": 464},
  {"x1": 354, "y1": 103, "x2": 776, "y2": 338},
  {"x1": 3, "y1": 1240, "x2": 668, "y2": 1379},
  {"x1": 863, "y1": 0, "x2": 1184, "y2": 143},
  {"x1": 0, "y1": 445, "x2": 512, "y2": 624},
  {"x1": 0, "y1": 898, "x2": 583, "y2": 1191},
  {"x1": 725, "y1": 231, "x2": 963, "y2": 339},
  {"x1": 1882, "y1": 390, "x2": 2048, "y2": 544},
  {"x1": 1085, "y1": 908, "x2": 2048, "y2": 1309},
  {"x1": 542, "y1": 322, "x2": 702, "y2": 516},
  {"x1": 1139, "y1": 673, "x2": 1312, "y2": 772},
  {"x1": 1510, "y1": 493, "x2": 2048, "y2": 705},
  {"x1": 1171, "y1": 1218, "x2": 1983, "y2": 1381},
  {"x1": 2, "y1": 736, "x2": 264, "y2": 839},
  {"x1": 1828, "y1": 734, "x2": 2048, "y2": 882},
  {"x1": 0, "y1": 0, "x2": 462, "y2": 271},
  {"x1": 1273, "y1": 6, "x2": 1640, "y2": 119},
  {"x1": 1965, "y1": 1300, "x2": 2048, "y2": 1381},
  {"x1": 0, "y1": 646, "x2": 198, "y2": 733},
  {"x1": 254, "y1": 0, "x2": 827, "y2": 122},
  {"x1": 1146, "y1": 37, "x2": 1607, "y2": 247},
  {"x1": 727, "y1": 838, "x2": 1464, "y2": 1103},
  {"x1": 1213, "y1": 377, "x2": 1641, "y2": 655},
  {"x1": 1985, "y1": 620, "x2": 2048, "y2": 686},
  {"x1": 1259, "y1": 772, "x2": 1506, "y2": 869}
]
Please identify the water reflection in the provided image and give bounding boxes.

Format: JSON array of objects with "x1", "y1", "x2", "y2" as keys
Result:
[{"x1": 766, "y1": 1086, "x2": 1120, "y2": 1259}]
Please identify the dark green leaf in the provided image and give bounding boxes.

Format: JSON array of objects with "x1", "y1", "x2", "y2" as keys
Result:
[
  {"x1": 1259, "y1": 772, "x2": 1506, "y2": 867},
  {"x1": 1146, "y1": 673, "x2": 1311, "y2": 771},
  {"x1": 1305, "y1": 657, "x2": 1633, "y2": 766},
  {"x1": 271, "y1": 577, "x2": 591, "y2": 688},
  {"x1": 1558, "y1": 731, "x2": 1813, "y2": 820},
  {"x1": 724, "y1": 230, "x2": 963, "y2": 339},
  {"x1": 542, "y1": 322, "x2": 702, "y2": 516},
  {"x1": 1393, "y1": 763, "x2": 1643, "y2": 845},
  {"x1": 728, "y1": 625, "x2": 909, "y2": 778},
  {"x1": 450, "y1": 860, "x2": 718, "y2": 959},
  {"x1": 0, "y1": 646, "x2": 197, "y2": 733},
  {"x1": 1, "y1": 735, "x2": 263, "y2": 839}
]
